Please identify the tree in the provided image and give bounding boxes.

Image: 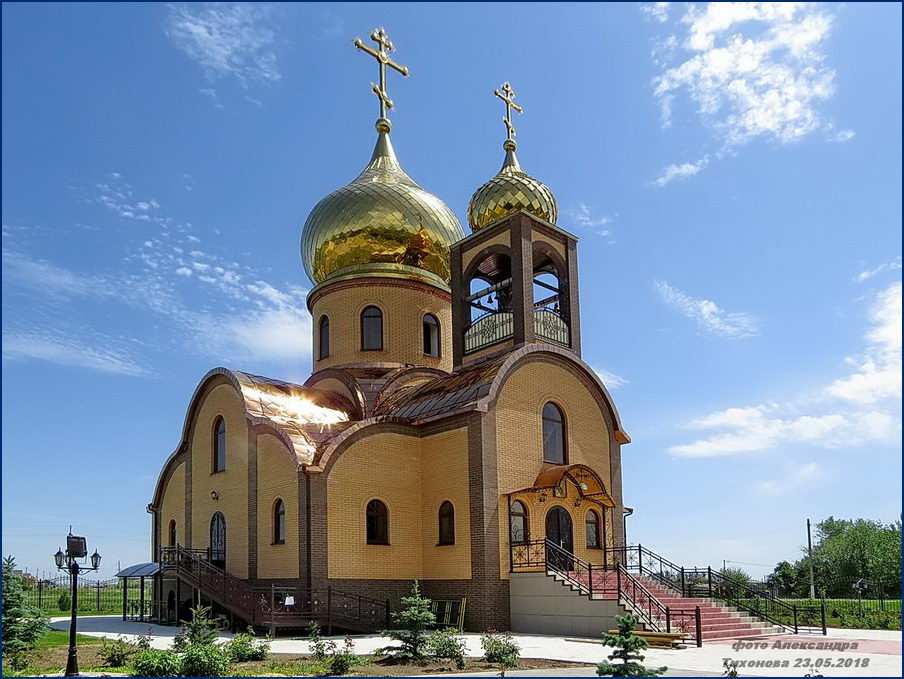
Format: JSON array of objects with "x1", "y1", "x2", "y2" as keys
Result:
[
  {"x1": 595, "y1": 613, "x2": 667, "y2": 677},
  {"x1": 2, "y1": 556, "x2": 47, "y2": 667},
  {"x1": 381, "y1": 581, "x2": 436, "y2": 661},
  {"x1": 766, "y1": 561, "x2": 797, "y2": 596}
]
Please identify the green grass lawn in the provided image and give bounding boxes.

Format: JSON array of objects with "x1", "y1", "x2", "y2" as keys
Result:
[{"x1": 34, "y1": 628, "x2": 103, "y2": 648}]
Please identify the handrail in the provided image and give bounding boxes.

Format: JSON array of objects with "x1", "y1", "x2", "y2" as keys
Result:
[
  {"x1": 160, "y1": 546, "x2": 390, "y2": 632},
  {"x1": 607, "y1": 544, "x2": 825, "y2": 635},
  {"x1": 511, "y1": 539, "x2": 701, "y2": 646}
]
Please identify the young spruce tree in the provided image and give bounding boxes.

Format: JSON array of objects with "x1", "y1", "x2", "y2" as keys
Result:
[{"x1": 595, "y1": 613, "x2": 667, "y2": 678}]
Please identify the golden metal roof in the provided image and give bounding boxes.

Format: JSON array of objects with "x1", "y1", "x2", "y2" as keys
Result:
[
  {"x1": 467, "y1": 143, "x2": 558, "y2": 231},
  {"x1": 468, "y1": 82, "x2": 557, "y2": 231},
  {"x1": 301, "y1": 126, "x2": 465, "y2": 286}
]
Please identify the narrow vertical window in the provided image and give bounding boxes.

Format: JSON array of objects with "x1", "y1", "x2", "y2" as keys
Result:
[
  {"x1": 168, "y1": 520, "x2": 177, "y2": 547},
  {"x1": 542, "y1": 402, "x2": 566, "y2": 464},
  {"x1": 586, "y1": 509, "x2": 601, "y2": 549},
  {"x1": 438, "y1": 501, "x2": 455, "y2": 545},
  {"x1": 213, "y1": 416, "x2": 226, "y2": 472},
  {"x1": 423, "y1": 314, "x2": 440, "y2": 357},
  {"x1": 361, "y1": 306, "x2": 383, "y2": 350},
  {"x1": 366, "y1": 499, "x2": 389, "y2": 545},
  {"x1": 273, "y1": 499, "x2": 286, "y2": 544},
  {"x1": 510, "y1": 500, "x2": 528, "y2": 544},
  {"x1": 318, "y1": 316, "x2": 330, "y2": 359}
]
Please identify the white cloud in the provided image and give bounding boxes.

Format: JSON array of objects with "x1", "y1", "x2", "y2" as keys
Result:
[
  {"x1": 641, "y1": 2, "x2": 670, "y2": 23},
  {"x1": 591, "y1": 367, "x2": 629, "y2": 390},
  {"x1": 831, "y1": 129, "x2": 856, "y2": 143},
  {"x1": 854, "y1": 257, "x2": 902, "y2": 283},
  {"x1": 569, "y1": 204, "x2": 615, "y2": 238},
  {"x1": 647, "y1": 2, "x2": 847, "y2": 182},
  {"x1": 825, "y1": 281, "x2": 902, "y2": 404},
  {"x1": 165, "y1": 3, "x2": 280, "y2": 88},
  {"x1": 654, "y1": 280, "x2": 758, "y2": 338},
  {"x1": 194, "y1": 307, "x2": 311, "y2": 363},
  {"x1": 653, "y1": 156, "x2": 709, "y2": 186},
  {"x1": 670, "y1": 282, "x2": 902, "y2": 457},
  {"x1": 2, "y1": 332, "x2": 149, "y2": 377},
  {"x1": 757, "y1": 462, "x2": 821, "y2": 495}
]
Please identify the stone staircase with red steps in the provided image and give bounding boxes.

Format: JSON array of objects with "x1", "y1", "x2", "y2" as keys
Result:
[{"x1": 551, "y1": 569, "x2": 784, "y2": 642}]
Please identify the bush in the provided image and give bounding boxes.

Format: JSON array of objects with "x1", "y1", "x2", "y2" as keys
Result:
[
  {"x1": 180, "y1": 643, "x2": 230, "y2": 677},
  {"x1": 173, "y1": 605, "x2": 220, "y2": 651},
  {"x1": 131, "y1": 648, "x2": 182, "y2": 677},
  {"x1": 308, "y1": 621, "x2": 334, "y2": 661},
  {"x1": 57, "y1": 591, "x2": 71, "y2": 612},
  {"x1": 426, "y1": 628, "x2": 467, "y2": 669},
  {"x1": 481, "y1": 630, "x2": 520, "y2": 668},
  {"x1": 225, "y1": 627, "x2": 271, "y2": 662},
  {"x1": 98, "y1": 636, "x2": 139, "y2": 667},
  {"x1": 326, "y1": 637, "x2": 357, "y2": 676},
  {"x1": 381, "y1": 581, "x2": 436, "y2": 661}
]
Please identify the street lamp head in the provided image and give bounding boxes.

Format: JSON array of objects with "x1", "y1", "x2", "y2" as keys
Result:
[
  {"x1": 54, "y1": 548, "x2": 64, "y2": 569},
  {"x1": 90, "y1": 550, "x2": 101, "y2": 570}
]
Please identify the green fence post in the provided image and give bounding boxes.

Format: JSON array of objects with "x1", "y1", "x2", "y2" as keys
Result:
[
  {"x1": 96, "y1": 581, "x2": 101, "y2": 611},
  {"x1": 38, "y1": 580, "x2": 43, "y2": 610}
]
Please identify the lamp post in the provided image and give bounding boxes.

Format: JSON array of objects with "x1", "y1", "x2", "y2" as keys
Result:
[{"x1": 54, "y1": 533, "x2": 102, "y2": 677}]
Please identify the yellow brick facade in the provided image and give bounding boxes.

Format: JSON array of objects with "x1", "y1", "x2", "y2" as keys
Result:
[
  {"x1": 311, "y1": 283, "x2": 453, "y2": 372},
  {"x1": 327, "y1": 428, "x2": 471, "y2": 580},
  {"x1": 190, "y1": 383, "x2": 250, "y2": 579},
  {"x1": 256, "y1": 434, "x2": 299, "y2": 579},
  {"x1": 160, "y1": 462, "x2": 185, "y2": 548},
  {"x1": 493, "y1": 360, "x2": 613, "y2": 578}
]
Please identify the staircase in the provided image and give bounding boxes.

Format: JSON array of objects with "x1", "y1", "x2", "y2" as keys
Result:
[
  {"x1": 510, "y1": 540, "x2": 809, "y2": 645},
  {"x1": 160, "y1": 546, "x2": 389, "y2": 633}
]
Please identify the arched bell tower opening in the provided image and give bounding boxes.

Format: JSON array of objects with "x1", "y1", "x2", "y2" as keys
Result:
[{"x1": 451, "y1": 212, "x2": 582, "y2": 367}]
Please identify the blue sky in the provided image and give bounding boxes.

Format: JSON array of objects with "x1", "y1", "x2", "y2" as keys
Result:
[{"x1": 2, "y1": 2, "x2": 900, "y2": 580}]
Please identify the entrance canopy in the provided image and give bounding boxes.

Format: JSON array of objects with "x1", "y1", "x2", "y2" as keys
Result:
[
  {"x1": 531, "y1": 464, "x2": 614, "y2": 506},
  {"x1": 116, "y1": 563, "x2": 162, "y2": 578}
]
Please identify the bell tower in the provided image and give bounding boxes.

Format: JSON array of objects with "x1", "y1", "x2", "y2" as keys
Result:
[{"x1": 451, "y1": 83, "x2": 581, "y2": 367}]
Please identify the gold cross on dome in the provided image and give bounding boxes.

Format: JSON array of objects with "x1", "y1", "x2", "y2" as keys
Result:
[
  {"x1": 354, "y1": 27, "x2": 410, "y2": 123},
  {"x1": 494, "y1": 81, "x2": 523, "y2": 142}
]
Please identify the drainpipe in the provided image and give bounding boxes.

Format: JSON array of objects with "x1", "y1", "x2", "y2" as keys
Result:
[{"x1": 622, "y1": 507, "x2": 633, "y2": 549}]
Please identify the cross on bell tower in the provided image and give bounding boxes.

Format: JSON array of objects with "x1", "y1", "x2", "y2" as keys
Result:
[{"x1": 494, "y1": 81, "x2": 523, "y2": 147}]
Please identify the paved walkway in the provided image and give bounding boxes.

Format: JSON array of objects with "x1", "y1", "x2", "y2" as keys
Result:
[{"x1": 50, "y1": 617, "x2": 902, "y2": 677}]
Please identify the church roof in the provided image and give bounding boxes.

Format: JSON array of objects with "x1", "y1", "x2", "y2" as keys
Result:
[
  {"x1": 211, "y1": 368, "x2": 356, "y2": 466},
  {"x1": 376, "y1": 355, "x2": 508, "y2": 421}
]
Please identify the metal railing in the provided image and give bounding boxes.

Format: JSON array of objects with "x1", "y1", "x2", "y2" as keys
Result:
[
  {"x1": 511, "y1": 539, "x2": 701, "y2": 646},
  {"x1": 160, "y1": 546, "x2": 389, "y2": 633},
  {"x1": 607, "y1": 545, "x2": 826, "y2": 635},
  {"x1": 534, "y1": 307, "x2": 570, "y2": 346},
  {"x1": 464, "y1": 311, "x2": 513, "y2": 353}
]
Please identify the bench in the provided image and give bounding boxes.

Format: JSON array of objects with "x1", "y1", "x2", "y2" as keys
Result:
[
  {"x1": 607, "y1": 629, "x2": 690, "y2": 649},
  {"x1": 430, "y1": 598, "x2": 467, "y2": 629}
]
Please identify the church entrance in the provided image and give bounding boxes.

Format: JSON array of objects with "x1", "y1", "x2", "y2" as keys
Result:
[
  {"x1": 210, "y1": 512, "x2": 226, "y2": 570},
  {"x1": 545, "y1": 506, "x2": 573, "y2": 570}
]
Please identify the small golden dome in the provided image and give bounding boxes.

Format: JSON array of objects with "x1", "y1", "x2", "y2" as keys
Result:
[
  {"x1": 301, "y1": 124, "x2": 465, "y2": 288},
  {"x1": 467, "y1": 141, "x2": 557, "y2": 231}
]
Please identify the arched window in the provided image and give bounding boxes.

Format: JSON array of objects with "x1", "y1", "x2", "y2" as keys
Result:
[
  {"x1": 168, "y1": 520, "x2": 177, "y2": 547},
  {"x1": 361, "y1": 306, "x2": 383, "y2": 351},
  {"x1": 438, "y1": 501, "x2": 455, "y2": 545},
  {"x1": 210, "y1": 512, "x2": 226, "y2": 567},
  {"x1": 542, "y1": 402, "x2": 566, "y2": 464},
  {"x1": 509, "y1": 500, "x2": 528, "y2": 544},
  {"x1": 213, "y1": 416, "x2": 226, "y2": 472},
  {"x1": 423, "y1": 314, "x2": 440, "y2": 357},
  {"x1": 586, "y1": 509, "x2": 601, "y2": 549},
  {"x1": 318, "y1": 316, "x2": 330, "y2": 359},
  {"x1": 273, "y1": 499, "x2": 286, "y2": 544},
  {"x1": 366, "y1": 499, "x2": 389, "y2": 545}
]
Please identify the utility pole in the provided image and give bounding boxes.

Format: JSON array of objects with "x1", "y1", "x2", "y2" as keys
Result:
[{"x1": 807, "y1": 518, "x2": 816, "y2": 599}]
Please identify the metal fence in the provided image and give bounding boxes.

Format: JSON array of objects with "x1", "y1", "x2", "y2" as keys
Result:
[{"x1": 20, "y1": 575, "x2": 142, "y2": 614}]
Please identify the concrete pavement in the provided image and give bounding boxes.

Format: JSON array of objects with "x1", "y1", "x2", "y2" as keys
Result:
[{"x1": 49, "y1": 616, "x2": 902, "y2": 677}]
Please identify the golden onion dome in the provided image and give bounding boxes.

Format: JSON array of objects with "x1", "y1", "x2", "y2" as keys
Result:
[
  {"x1": 301, "y1": 123, "x2": 465, "y2": 288},
  {"x1": 467, "y1": 140, "x2": 557, "y2": 231}
]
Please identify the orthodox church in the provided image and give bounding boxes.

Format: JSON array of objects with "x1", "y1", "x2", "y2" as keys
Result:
[{"x1": 147, "y1": 28, "x2": 629, "y2": 632}]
